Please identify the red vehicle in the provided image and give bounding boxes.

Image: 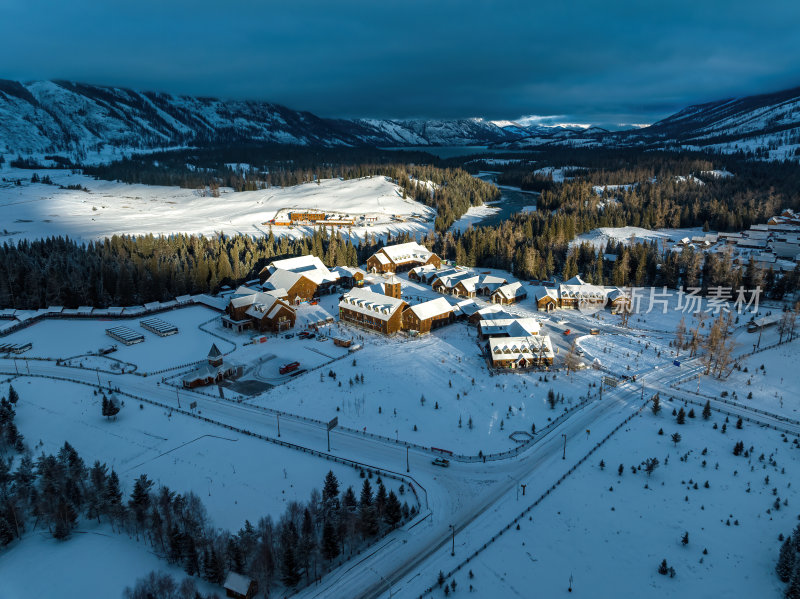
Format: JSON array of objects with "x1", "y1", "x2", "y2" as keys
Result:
[
  {"x1": 279, "y1": 361, "x2": 300, "y2": 375},
  {"x1": 563, "y1": 329, "x2": 571, "y2": 335}
]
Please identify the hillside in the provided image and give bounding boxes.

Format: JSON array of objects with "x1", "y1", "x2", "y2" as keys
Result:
[{"x1": 1, "y1": 78, "x2": 799, "y2": 162}]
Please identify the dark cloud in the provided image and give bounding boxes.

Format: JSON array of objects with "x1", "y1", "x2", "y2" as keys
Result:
[{"x1": 2, "y1": 0, "x2": 799, "y2": 124}]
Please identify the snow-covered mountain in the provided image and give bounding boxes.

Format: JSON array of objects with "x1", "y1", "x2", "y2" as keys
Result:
[
  {"x1": 1, "y1": 78, "x2": 799, "y2": 162},
  {"x1": 0, "y1": 79, "x2": 518, "y2": 160},
  {"x1": 499, "y1": 87, "x2": 800, "y2": 160}
]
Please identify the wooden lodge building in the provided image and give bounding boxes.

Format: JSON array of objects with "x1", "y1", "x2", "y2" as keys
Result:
[
  {"x1": 259, "y1": 255, "x2": 341, "y2": 303},
  {"x1": 490, "y1": 281, "x2": 527, "y2": 304},
  {"x1": 488, "y1": 336, "x2": 554, "y2": 369},
  {"x1": 223, "y1": 286, "x2": 296, "y2": 333},
  {"x1": 338, "y1": 288, "x2": 407, "y2": 335},
  {"x1": 402, "y1": 297, "x2": 455, "y2": 334},
  {"x1": 367, "y1": 241, "x2": 441, "y2": 274},
  {"x1": 531, "y1": 286, "x2": 559, "y2": 312}
]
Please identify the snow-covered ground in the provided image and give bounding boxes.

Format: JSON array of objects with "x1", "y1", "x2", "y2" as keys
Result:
[
  {"x1": 0, "y1": 527, "x2": 216, "y2": 599},
  {"x1": 572, "y1": 226, "x2": 705, "y2": 250},
  {"x1": 449, "y1": 203, "x2": 501, "y2": 233},
  {"x1": 248, "y1": 323, "x2": 598, "y2": 453},
  {"x1": 0, "y1": 168, "x2": 435, "y2": 242},
  {"x1": 0, "y1": 305, "x2": 229, "y2": 372},
  {"x1": 3, "y1": 378, "x2": 395, "y2": 530},
  {"x1": 675, "y1": 336, "x2": 800, "y2": 420},
  {"x1": 458, "y1": 398, "x2": 800, "y2": 598}
]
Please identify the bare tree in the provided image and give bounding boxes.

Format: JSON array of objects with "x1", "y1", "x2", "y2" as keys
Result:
[
  {"x1": 564, "y1": 341, "x2": 581, "y2": 375},
  {"x1": 674, "y1": 316, "x2": 686, "y2": 357}
]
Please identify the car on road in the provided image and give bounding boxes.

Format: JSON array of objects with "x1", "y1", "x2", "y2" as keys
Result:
[
  {"x1": 563, "y1": 329, "x2": 571, "y2": 335},
  {"x1": 432, "y1": 458, "x2": 450, "y2": 468},
  {"x1": 576, "y1": 347, "x2": 584, "y2": 356},
  {"x1": 590, "y1": 328, "x2": 600, "y2": 335},
  {"x1": 557, "y1": 320, "x2": 568, "y2": 325},
  {"x1": 284, "y1": 333, "x2": 294, "y2": 339}
]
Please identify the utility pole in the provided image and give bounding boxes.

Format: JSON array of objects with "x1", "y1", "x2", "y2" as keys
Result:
[
  {"x1": 406, "y1": 446, "x2": 410, "y2": 473},
  {"x1": 175, "y1": 387, "x2": 181, "y2": 409},
  {"x1": 449, "y1": 524, "x2": 455, "y2": 556},
  {"x1": 327, "y1": 428, "x2": 331, "y2": 452},
  {"x1": 276, "y1": 414, "x2": 281, "y2": 437},
  {"x1": 561, "y1": 434, "x2": 567, "y2": 460}
]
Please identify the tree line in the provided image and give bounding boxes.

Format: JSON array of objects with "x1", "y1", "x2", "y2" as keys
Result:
[{"x1": 0, "y1": 387, "x2": 416, "y2": 594}]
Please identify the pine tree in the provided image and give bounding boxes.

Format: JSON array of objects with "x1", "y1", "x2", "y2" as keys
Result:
[
  {"x1": 703, "y1": 400, "x2": 711, "y2": 420},
  {"x1": 787, "y1": 564, "x2": 800, "y2": 599},
  {"x1": 321, "y1": 518, "x2": 340, "y2": 561},
  {"x1": 676, "y1": 407, "x2": 686, "y2": 425},
  {"x1": 651, "y1": 394, "x2": 661, "y2": 415},
  {"x1": 777, "y1": 537, "x2": 796, "y2": 582},
  {"x1": 7, "y1": 385, "x2": 18, "y2": 405},
  {"x1": 359, "y1": 479, "x2": 378, "y2": 537},
  {"x1": 280, "y1": 522, "x2": 301, "y2": 587},
  {"x1": 384, "y1": 490, "x2": 402, "y2": 528}
]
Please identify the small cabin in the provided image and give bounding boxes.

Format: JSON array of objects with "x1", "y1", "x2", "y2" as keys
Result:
[{"x1": 224, "y1": 572, "x2": 258, "y2": 599}]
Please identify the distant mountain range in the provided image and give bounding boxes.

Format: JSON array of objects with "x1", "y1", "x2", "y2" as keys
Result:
[{"x1": 0, "y1": 79, "x2": 798, "y2": 162}]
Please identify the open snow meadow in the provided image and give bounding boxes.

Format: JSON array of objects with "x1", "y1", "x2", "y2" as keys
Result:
[
  {"x1": 0, "y1": 166, "x2": 435, "y2": 242},
  {"x1": 460, "y1": 398, "x2": 800, "y2": 598}
]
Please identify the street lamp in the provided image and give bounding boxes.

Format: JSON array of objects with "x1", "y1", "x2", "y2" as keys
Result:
[
  {"x1": 449, "y1": 524, "x2": 455, "y2": 556},
  {"x1": 561, "y1": 434, "x2": 567, "y2": 460}
]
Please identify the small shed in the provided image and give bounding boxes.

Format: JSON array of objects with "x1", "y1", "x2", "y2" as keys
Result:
[{"x1": 224, "y1": 572, "x2": 258, "y2": 599}]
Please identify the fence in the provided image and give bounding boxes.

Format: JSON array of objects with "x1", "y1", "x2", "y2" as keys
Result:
[{"x1": 0, "y1": 367, "x2": 428, "y2": 511}]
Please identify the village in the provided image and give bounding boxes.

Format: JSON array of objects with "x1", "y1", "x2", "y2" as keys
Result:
[{"x1": 1, "y1": 238, "x2": 798, "y2": 599}]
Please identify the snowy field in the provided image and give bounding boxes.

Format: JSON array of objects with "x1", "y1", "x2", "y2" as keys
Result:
[
  {"x1": 449, "y1": 202, "x2": 501, "y2": 233},
  {"x1": 3, "y1": 378, "x2": 396, "y2": 531},
  {"x1": 0, "y1": 167, "x2": 435, "y2": 242},
  {"x1": 0, "y1": 528, "x2": 216, "y2": 599},
  {"x1": 460, "y1": 398, "x2": 800, "y2": 598},
  {"x1": 1, "y1": 305, "x2": 230, "y2": 373},
  {"x1": 675, "y1": 337, "x2": 800, "y2": 420},
  {"x1": 572, "y1": 226, "x2": 705, "y2": 250},
  {"x1": 248, "y1": 322, "x2": 600, "y2": 454}
]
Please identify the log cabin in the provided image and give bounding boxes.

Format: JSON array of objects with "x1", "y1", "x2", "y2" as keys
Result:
[
  {"x1": 402, "y1": 297, "x2": 455, "y2": 334},
  {"x1": 367, "y1": 241, "x2": 441, "y2": 273}
]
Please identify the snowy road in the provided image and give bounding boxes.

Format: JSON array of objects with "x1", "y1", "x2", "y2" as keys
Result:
[{"x1": 2, "y1": 354, "x2": 770, "y2": 599}]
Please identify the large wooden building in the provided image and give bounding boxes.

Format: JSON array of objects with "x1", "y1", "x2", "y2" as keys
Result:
[
  {"x1": 223, "y1": 286, "x2": 296, "y2": 333},
  {"x1": 259, "y1": 255, "x2": 341, "y2": 303},
  {"x1": 488, "y1": 336, "x2": 554, "y2": 369},
  {"x1": 338, "y1": 288, "x2": 408, "y2": 335},
  {"x1": 367, "y1": 242, "x2": 441, "y2": 274},
  {"x1": 402, "y1": 297, "x2": 455, "y2": 334}
]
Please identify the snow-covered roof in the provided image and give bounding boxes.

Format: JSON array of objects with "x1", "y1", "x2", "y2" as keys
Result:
[
  {"x1": 492, "y1": 281, "x2": 526, "y2": 300},
  {"x1": 453, "y1": 299, "x2": 480, "y2": 316},
  {"x1": 559, "y1": 277, "x2": 606, "y2": 300},
  {"x1": 479, "y1": 318, "x2": 540, "y2": 337},
  {"x1": 376, "y1": 241, "x2": 434, "y2": 265},
  {"x1": 405, "y1": 297, "x2": 454, "y2": 320},
  {"x1": 224, "y1": 572, "x2": 253, "y2": 596},
  {"x1": 530, "y1": 286, "x2": 559, "y2": 301},
  {"x1": 475, "y1": 305, "x2": 513, "y2": 320},
  {"x1": 266, "y1": 255, "x2": 339, "y2": 285},
  {"x1": 339, "y1": 287, "x2": 406, "y2": 321},
  {"x1": 489, "y1": 335, "x2": 553, "y2": 361}
]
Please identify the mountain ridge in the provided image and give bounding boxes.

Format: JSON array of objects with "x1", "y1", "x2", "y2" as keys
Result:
[{"x1": 0, "y1": 78, "x2": 798, "y2": 162}]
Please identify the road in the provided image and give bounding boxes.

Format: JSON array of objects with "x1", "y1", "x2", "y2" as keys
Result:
[{"x1": 4, "y1": 343, "x2": 791, "y2": 599}]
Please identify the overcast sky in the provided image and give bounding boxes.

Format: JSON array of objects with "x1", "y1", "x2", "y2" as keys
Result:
[{"x1": 2, "y1": 0, "x2": 799, "y2": 126}]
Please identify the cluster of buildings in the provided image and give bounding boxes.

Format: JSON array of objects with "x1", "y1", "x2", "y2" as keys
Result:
[
  {"x1": 675, "y1": 210, "x2": 800, "y2": 272},
  {"x1": 409, "y1": 265, "x2": 527, "y2": 304},
  {"x1": 337, "y1": 288, "x2": 455, "y2": 336},
  {"x1": 471, "y1": 304, "x2": 554, "y2": 369},
  {"x1": 530, "y1": 276, "x2": 630, "y2": 313}
]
